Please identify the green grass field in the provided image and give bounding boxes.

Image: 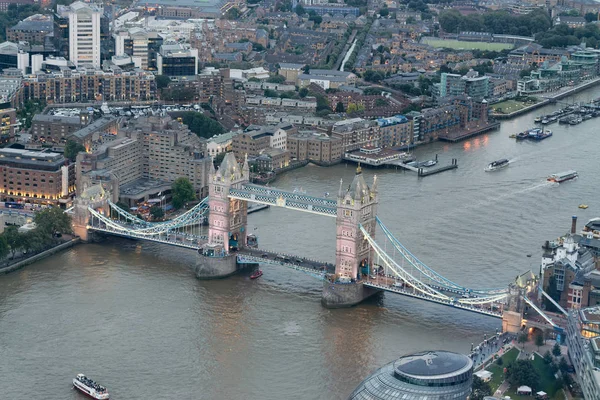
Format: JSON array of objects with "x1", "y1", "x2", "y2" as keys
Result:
[
  {"x1": 502, "y1": 354, "x2": 564, "y2": 400},
  {"x1": 492, "y1": 99, "x2": 541, "y2": 114},
  {"x1": 421, "y1": 38, "x2": 514, "y2": 51},
  {"x1": 486, "y1": 347, "x2": 519, "y2": 392}
]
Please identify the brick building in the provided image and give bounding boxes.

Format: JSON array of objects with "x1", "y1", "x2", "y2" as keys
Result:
[
  {"x1": 287, "y1": 131, "x2": 342, "y2": 165},
  {"x1": 0, "y1": 147, "x2": 75, "y2": 206}
]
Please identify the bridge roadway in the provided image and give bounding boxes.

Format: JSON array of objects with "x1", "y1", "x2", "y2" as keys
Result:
[
  {"x1": 362, "y1": 275, "x2": 504, "y2": 318},
  {"x1": 236, "y1": 248, "x2": 335, "y2": 279}
]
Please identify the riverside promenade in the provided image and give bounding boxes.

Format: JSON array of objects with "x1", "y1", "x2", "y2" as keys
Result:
[
  {"x1": 492, "y1": 77, "x2": 600, "y2": 120},
  {"x1": 0, "y1": 237, "x2": 80, "y2": 274}
]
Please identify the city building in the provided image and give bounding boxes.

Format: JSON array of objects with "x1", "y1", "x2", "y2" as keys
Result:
[
  {"x1": 286, "y1": 131, "x2": 342, "y2": 165},
  {"x1": 278, "y1": 63, "x2": 305, "y2": 83},
  {"x1": 0, "y1": 147, "x2": 75, "y2": 206},
  {"x1": 7, "y1": 14, "x2": 54, "y2": 45},
  {"x1": 232, "y1": 124, "x2": 291, "y2": 159},
  {"x1": 434, "y1": 70, "x2": 490, "y2": 102},
  {"x1": 554, "y1": 16, "x2": 586, "y2": 28},
  {"x1": 376, "y1": 115, "x2": 414, "y2": 148},
  {"x1": 566, "y1": 306, "x2": 600, "y2": 400},
  {"x1": 79, "y1": 116, "x2": 212, "y2": 205},
  {"x1": 303, "y1": 5, "x2": 360, "y2": 16},
  {"x1": 297, "y1": 69, "x2": 357, "y2": 89},
  {"x1": 330, "y1": 118, "x2": 380, "y2": 153},
  {"x1": 66, "y1": 1, "x2": 102, "y2": 68},
  {"x1": 15, "y1": 67, "x2": 157, "y2": 105},
  {"x1": 156, "y1": 43, "x2": 199, "y2": 76},
  {"x1": 0, "y1": 107, "x2": 17, "y2": 144},
  {"x1": 348, "y1": 350, "x2": 473, "y2": 399},
  {"x1": 113, "y1": 28, "x2": 163, "y2": 71},
  {"x1": 541, "y1": 217, "x2": 600, "y2": 310},
  {"x1": 206, "y1": 131, "x2": 237, "y2": 158},
  {"x1": 251, "y1": 148, "x2": 290, "y2": 172},
  {"x1": 31, "y1": 113, "x2": 90, "y2": 144}
]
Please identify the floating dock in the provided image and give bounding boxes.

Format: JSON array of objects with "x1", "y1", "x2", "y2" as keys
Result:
[{"x1": 417, "y1": 159, "x2": 458, "y2": 177}]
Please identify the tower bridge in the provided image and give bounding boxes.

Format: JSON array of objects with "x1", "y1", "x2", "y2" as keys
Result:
[{"x1": 74, "y1": 153, "x2": 563, "y2": 333}]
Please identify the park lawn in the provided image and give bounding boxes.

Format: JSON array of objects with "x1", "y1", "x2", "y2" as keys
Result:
[
  {"x1": 492, "y1": 100, "x2": 534, "y2": 114},
  {"x1": 421, "y1": 38, "x2": 514, "y2": 51},
  {"x1": 486, "y1": 347, "x2": 520, "y2": 392},
  {"x1": 504, "y1": 354, "x2": 563, "y2": 399}
]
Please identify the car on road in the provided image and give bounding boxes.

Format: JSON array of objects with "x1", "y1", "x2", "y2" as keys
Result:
[{"x1": 261, "y1": 254, "x2": 269, "y2": 258}]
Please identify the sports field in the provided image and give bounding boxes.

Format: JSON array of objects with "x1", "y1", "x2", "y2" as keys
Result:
[{"x1": 422, "y1": 38, "x2": 514, "y2": 51}]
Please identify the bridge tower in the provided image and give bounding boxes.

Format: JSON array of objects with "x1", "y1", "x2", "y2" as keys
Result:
[
  {"x1": 322, "y1": 166, "x2": 382, "y2": 308},
  {"x1": 196, "y1": 153, "x2": 249, "y2": 279},
  {"x1": 71, "y1": 183, "x2": 111, "y2": 242}
]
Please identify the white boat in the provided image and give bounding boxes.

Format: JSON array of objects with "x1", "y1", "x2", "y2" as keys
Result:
[
  {"x1": 547, "y1": 170, "x2": 578, "y2": 183},
  {"x1": 73, "y1": 374, "x2": 109, "y2": 399},
  {"x1": 485, "y1": 159, "x2": 509, "y2": 172},
  {"x1": 421, "y1": 160, "x2": 437, "y2": 167}
]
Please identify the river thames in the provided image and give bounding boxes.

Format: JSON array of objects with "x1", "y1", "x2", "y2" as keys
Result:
[{"x1": 1, "y1": 89, "x2": 599, "y2": 399}]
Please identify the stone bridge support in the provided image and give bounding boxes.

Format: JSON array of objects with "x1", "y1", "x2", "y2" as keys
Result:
[
  {"x1": 196, "y1": 153, "x2": 249, "y2": 280},
  {"x1": 502, "y1": 285, "x2": 525, "y2": 333},
  {"x1": 322, "y1": 166, "x2": 382, "y2": 308}
]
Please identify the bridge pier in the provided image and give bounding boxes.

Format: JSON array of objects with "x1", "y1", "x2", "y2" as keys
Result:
[
  {"x1": 195, "y1": 253, "x2": 240, "y2": 280},
  {"x1": 321, "y1": 281, "x2": 382, "y2": 308},
  {"x1": 502, "y1": 310, "x2": 523, "y2": 334}
]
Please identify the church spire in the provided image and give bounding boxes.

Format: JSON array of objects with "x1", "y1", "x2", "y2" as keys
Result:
[{"x1": 338, "y1": 178, "x2": 344, "y2": 198}]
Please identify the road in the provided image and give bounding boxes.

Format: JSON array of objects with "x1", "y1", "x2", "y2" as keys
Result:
[{"x1": 334, "y1": 29, "x2": 358, "y2": 71}]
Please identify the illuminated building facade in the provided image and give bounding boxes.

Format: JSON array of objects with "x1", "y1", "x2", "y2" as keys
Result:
[{"x1": 0, "y1": 148, "x2": 75, "y2": 206}]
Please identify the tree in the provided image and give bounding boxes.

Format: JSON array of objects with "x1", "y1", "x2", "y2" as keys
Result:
[
  {"x1": 518, "y1": 333, "x2": 528, "y2": 349},
  {"x1": 535, "y1": 333, "x2": 544, "y2": 351},
  {"x1": 3, "y1": 226, "x2": 21, "y2": 257},
  {"x1": 379, "y1": 7, "x2": 389, "y2": 17},
  {"x1": 180, "y1": 112, "x2": 225, "y2": 139},
  {"x1": 64, "y1": 140, "x2": 86, "y2": 162},
  {"x1": 116, "y1": 201, "x2": 130, "y2": 211},
  {"x1": 315, "y1": 95, "x2": 331, "y2": 111},
  {"x1": 496, "y1": 356, "x2": 503, "y2": 366},
  {"x1": 171, "y1": 177, "x2": 196, "y2": 209},
  {"x1": 252, "y1": 42, "x2": 265, "y2": 52},
  {"x1": 264, "y1": 89, "x2": 278, "y2": 98},
  {"x1": 308, "y1": 14, "x2": 322, "y2": 24},
  {"x1": 585, "y1": 12, "x2": 598, "y2": 23},
  {"x1": 335, "y1": 101, "x2": 345, "y2": 112},
  {"x1": 225, "y1": 7, "x2": 241, "y2": 20},
  {"x1": 34, "y1": 207, "x2": 73, "y2": 237},
  {"x1": 543, "y1": 350, "x2": 553, "y2": 364},
  {"x1": 302, "y1": 65, "x2": 310, "y2": 74},
  {"x1": 21, "y1": 230, "x2": 45, "y2": 253},
  {"x1": 375, "y1": 98, "x2": 388, "y2": 107},
  {"x1": 406, "y1": 16, "x2": 416, "y2": 24},
  {"x1": 155, "y1": 75, "x2": 171, "y2": 90},
  {"x1": 267, "y1": 74, "x2": 286, "y2": 84},
  {"x1": 0, "y1": 234, "x2": 9, "y2": 261},
  {"x1": 471, "y1": 375, "x2": 492, "y2": 400},
  {"x1": 299, "y1": 87, "x2": 309, "y2": 98},
  {"x1": 150, "y1": 205, "x2": 165, "y2": 220},
  {"x1": 507, "y1": 359, "x2": 540, "y2": 390},
  {"x1": 552, "y1": 342, "x2": 562, "y2": 357},
  {"x1": 295, "y1": 3, "x2": 305, "y2": 15},
  {"x1": 558, "y1": 357, "x2": 569, "y2": 374}
]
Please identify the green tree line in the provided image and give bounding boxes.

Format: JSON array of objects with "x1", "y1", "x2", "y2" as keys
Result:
[{"x1": 438, "y1": 8, "x2": 551, "y2": 37}]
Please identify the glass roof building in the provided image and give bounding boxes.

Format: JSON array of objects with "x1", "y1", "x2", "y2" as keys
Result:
[{"x1": 348, "y1": 351, "x2": 473, "y2": 400}]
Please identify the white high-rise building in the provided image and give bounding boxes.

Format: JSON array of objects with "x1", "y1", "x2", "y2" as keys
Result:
[{"x1": 67, "y1": 2, "x2": 102, "y2": 68}]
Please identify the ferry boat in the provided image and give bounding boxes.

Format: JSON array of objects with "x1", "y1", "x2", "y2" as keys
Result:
[
  {"x1": 485, "y1": 159, "x2": 509, "y2": 172},
  {"x1": 250, "y1": 269, "x2": 263, "y2": 279},
  {"x1": 547, "y1": 170, "x2": 578, "y2": 183},
  {"x1": 73, "y1": 374, "x2": 109, "y2": 399}
]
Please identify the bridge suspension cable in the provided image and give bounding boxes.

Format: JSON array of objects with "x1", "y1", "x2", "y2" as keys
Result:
[
  {"x1": 375, "y1": 217, "x2": 508, "y2": 295},
  {"x1": 360, "y1": 224, "x2": 508, "y2": 308}
]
